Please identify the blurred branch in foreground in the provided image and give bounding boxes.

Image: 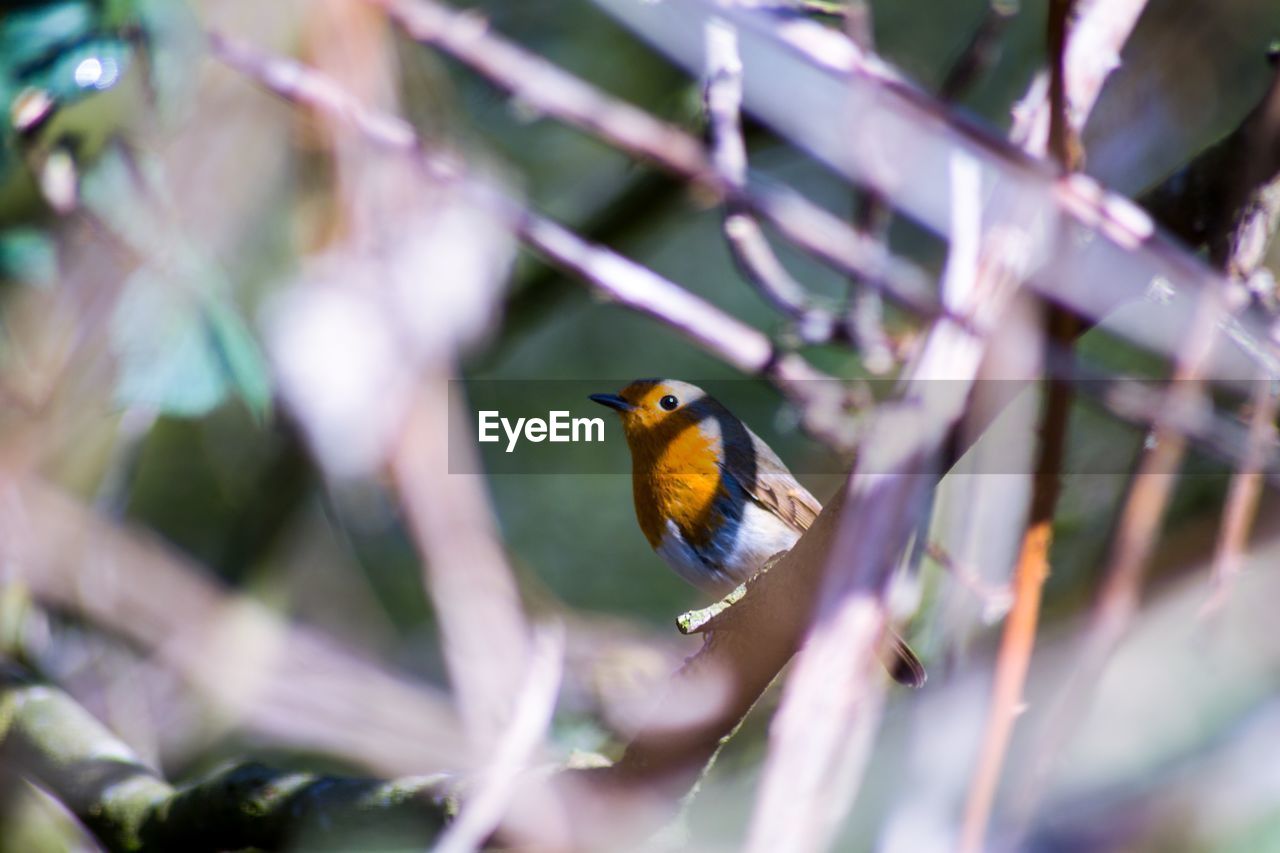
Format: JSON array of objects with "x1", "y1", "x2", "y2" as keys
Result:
[
  {"x1": 745, "y1": 154, "x2": 1030, "y2": 853},
  {"x1": 0, "y1": 474, "x2": 467, "y2": 777},
  {"x1": 0, "y1": 666, "x2": 452, "y2": 852},
  {"x1": 1017, "y1": 49, "x2": 1280, "y2": 840},
  {"x1": 595, "y1": 0, "x2": 1275, "y2": 379},
  {"x1": 704, "y1": 21, "x2": 840, "y2": 347},
  {"x1": 206, "y1": 32, "x2": 877, "y2": 458}
]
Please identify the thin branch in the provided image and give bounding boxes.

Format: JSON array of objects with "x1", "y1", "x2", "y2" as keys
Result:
[
  {"x1": 1055, "y1": 357, "x2": 1280, "y2": 487},
  {"x1": 1011, "y1": 0, "x2": 1151, "y2": 153},
  {"x1": 841, "y1": 1, "x2": 896, "y2": 373},
  {"x1": 433, "y1": 624, "x2": 565, "y2": 853},
  {"x1": 745, "y1": 153, "x2": 1028, "y2": 853},
  {"x1": 208, "y1": 32, "x2": 881, "y2": 455},
  {"x1": 377, "y1": 0, "x2": 710, "y2": 182},
  {"x1": 960, "y1": 318, "x2": 1075, "y2": 852},
  {"x1": 960, "y1": 2, "x2": 1082, "y2": 847},
  {"x1": 940, "y1": 1, "x2": 1020, "y2": 102},
  {"x1": 924, "y1": 542, "x2": 1013, "y2": 623},
  {"x1": 0, "y1": 475, "x2": 468, "y2": 778},
  {"x1": 595, "y1": 0, "x2": 1276, "y2": 380},
  {"x1": 704, "y1": 21, "x2": 838, "y2": 343},
  {"x1": 845, "y1": 0, "x2": 1020, "y2": 371},
  {"x1": 1202, "y1": 379, "x2": 1280, "y2": 614},
  {"x1": 0, "y1": 669, "x2": 452, "y2": 852},
  {"x1": 201, "y1": 40, "x2": 786, "y2": 375},
  {"x1": 1017, "y1": 54, "x2": 1280, "y2": 842},
  {"x1": 369, "y1": 0, "x2": 948, "y2": 324},
  {"x1": 1045, "y1": 0, "x2": 1084, "y2": 170}
]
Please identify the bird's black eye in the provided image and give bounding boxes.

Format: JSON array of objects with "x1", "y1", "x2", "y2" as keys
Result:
[{"x1": 659, "y1": 394, "x2": 679, "y2": 411}]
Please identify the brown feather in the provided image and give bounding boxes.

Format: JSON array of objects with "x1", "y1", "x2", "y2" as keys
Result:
[{"x1": 720, "y1": 425, "x2": 822, "y2": 533}]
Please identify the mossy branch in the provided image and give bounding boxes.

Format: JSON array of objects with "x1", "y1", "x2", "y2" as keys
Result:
[{"x1": 0, "y1": 666, "x2": 453, "y2": 852}]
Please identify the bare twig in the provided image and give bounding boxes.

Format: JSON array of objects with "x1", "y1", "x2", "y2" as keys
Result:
[
  {"x1": 924, "y1": 542, "x2": 1013, "y2": 623},
  {"x1": 1045, "y1": 0, "x2": 1084, "y2": 170},
  {"x1": 1202, "y1": 379, "x2": 1280, "y2": 614},
  {"x1": 368, "y1": 0, "x2": 949, "y2": 324},
  {"x1": 0, "y1": 475, "x2": 467, "y2": 778},
  {"x1": 206, "y1": 34, "x2": 852, "y2": 434},
  {"x1": 704, "y1": 21, "x2": 839, "y2": 344},
  {"x1": 595, "y1": 0, "x2": 1277, "y2": 380},
  {"x1": 960, "y1": 319, "x2": 1075, "y2": 853},
  {"x1": 959, "y1": 3, "x2": 1084, "y2": 847},
  {"x1": 374, "y1": 0, "x2": 709, "y2": 182},
  {"x1": 211, "y1": 32, "x2": 895, "y2": 456},
  {"x1": 1053, "y1": 355, "x2": 1280, "y2": 486},
  {"x1": 831, "y1": 0, "x2": 897, "y2": 371},
  {"x1": 940, "y1": 1, "x2": 1020, "y2": 102},
  {"x1": 1010, "y1": 0, "x2": 1151, "y2": 153},
  {"x1": 433, "y1": 624, "x2": 565, "y2": 853}
]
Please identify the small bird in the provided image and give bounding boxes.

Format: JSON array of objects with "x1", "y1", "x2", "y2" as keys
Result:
[{"x1": 590, "y1": 378, "x2": 925, "y2": 687}]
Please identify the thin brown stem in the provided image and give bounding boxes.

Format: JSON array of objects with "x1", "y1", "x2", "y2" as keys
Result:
[
  {"x1": 959, "y1": 314, "x2": 1074, "y2": 853},
  {"x1": 1201, "y1": 380, "x2": 1279, "y2": 615}
]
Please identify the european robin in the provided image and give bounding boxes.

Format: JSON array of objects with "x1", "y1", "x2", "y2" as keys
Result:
[{"x1": 590, "y1": 378, "x2": 925, "y2": 687}]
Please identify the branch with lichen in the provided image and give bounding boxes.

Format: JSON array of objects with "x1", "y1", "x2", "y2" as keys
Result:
[{"x1": 0, "y1": 666, "x2": 453, "y2": 853}]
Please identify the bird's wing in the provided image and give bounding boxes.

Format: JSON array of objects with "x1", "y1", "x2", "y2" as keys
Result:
[{"x1": 722, "y1": 426, "x2": 823, "y2": 533}]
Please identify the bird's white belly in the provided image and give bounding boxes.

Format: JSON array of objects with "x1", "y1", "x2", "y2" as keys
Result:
[{"x1": 655, "y1": 501, "x2": 802, "y2": 593}]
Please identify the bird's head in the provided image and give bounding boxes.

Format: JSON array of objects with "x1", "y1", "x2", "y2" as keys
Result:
[{"x1": 589, "y1": 378, "x2": 721, "y2": 451}]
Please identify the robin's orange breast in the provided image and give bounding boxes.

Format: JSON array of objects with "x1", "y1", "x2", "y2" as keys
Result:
[{"x1": 629, "y1": 419, "x2": 726, "y2": 550}]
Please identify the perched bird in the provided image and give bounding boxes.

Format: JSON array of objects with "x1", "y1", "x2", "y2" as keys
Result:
[{"x1": 590, "y1": 378, "x2": 925, "y2": 687}]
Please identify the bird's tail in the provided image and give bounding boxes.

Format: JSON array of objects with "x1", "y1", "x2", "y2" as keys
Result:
[{"x1": 882, "y1": 631, "x2": 927, "y2": 688}]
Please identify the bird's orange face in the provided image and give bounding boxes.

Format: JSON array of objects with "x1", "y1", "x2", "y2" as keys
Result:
[{"x1": 589, "y1": 379, "x2": 713, "y2": 449}]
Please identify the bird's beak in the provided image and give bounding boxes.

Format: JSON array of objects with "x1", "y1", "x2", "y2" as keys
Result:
[{"x1": 589, "y1": 393, "x2": 634, "y2": 413}]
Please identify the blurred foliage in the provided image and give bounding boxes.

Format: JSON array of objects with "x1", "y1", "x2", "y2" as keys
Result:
[{"x1": 0, "y1": 0, "x2": 268, "y2": 418}]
